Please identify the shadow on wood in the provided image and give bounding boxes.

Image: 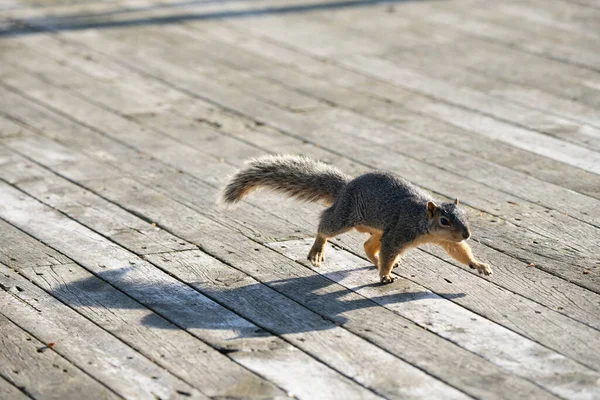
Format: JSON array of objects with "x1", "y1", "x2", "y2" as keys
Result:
[{"x1": 49, "y1": 265, "x2": 466, "y2": 336}]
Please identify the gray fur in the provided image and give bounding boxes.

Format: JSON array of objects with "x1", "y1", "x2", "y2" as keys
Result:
[
  {"x1": 219, "y1": 155, "x2": 488, "y2": 283},
  {"x1": 219, "y1": 155, "x2": 350, "y2": 206},
  {"x1": 220, "y1": 155, "x2": 467, "y2": 239}
]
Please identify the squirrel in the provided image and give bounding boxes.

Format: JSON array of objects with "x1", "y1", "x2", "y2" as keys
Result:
[{"x1": 220, "y1": 154, "x2": 492, "y2": 284}]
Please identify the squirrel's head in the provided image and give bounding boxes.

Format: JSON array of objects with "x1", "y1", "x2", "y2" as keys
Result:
[{"x1": 426, "y1": 198, "x2": 471, "y2": 242}]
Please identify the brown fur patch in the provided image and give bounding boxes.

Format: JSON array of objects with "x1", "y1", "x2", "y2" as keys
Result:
[{"x1": 354, "y1": 225, "x2": 383, "y2": 235}]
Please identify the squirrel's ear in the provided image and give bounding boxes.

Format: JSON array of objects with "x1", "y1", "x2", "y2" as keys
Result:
[
  {"x1": 426, "y1": 201, "x2": 438, "y2": 219},
  {"x1": 454, "y1": 197, "x2": 459, "y2": 206}
]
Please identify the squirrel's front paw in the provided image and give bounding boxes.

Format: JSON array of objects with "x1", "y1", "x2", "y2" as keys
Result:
[
  {"x1": 380, "y1": 274, "x2": 397, "y2": 284},
  {"x1": 307, "y1": 249, "x2": 325, "y2": 267},
  {"x1": 470, "y1": 262, "x2": 493, "y2": 276}
]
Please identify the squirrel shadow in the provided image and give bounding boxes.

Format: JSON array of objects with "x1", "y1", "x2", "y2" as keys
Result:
[{"x1": 49, "y1": 265, "x2": 466, "y2": 338}]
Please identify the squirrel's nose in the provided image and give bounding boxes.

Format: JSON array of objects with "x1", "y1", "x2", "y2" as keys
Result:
[{"x1": 462, "y1": 229, "x2": 471, "y2": 240}]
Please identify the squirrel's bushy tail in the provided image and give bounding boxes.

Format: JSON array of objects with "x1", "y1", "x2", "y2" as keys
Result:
[{"x1": 219, "y1": 155, "x2": 350, "y2": 206}]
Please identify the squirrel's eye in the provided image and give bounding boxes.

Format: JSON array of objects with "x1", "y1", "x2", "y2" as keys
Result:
[{"x1": 440, "y1": 217, "x2": 450, "y2": 226}]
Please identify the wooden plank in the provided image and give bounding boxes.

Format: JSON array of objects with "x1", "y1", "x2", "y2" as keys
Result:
[
  {"x1": 0, "y1": 129, "x2": 560, "y2": 398},
  {"x1": 5, "y1": 35, "x2": 600, "y2": 236},
  {"x1": 562, "y1": 0, "x2": 600, "y2": 10},
  {"x1": 1, "y1": 16, "x2": 600, "y2": 390},
  {"x1": 189, "y1": 6, "x2": 600, "y2": 150},
  {"x1": 268, "y1": 239, "x2": 600, "y2": 400},
  {"x1": 8, "y1": 133, "x2": 597, "y2": 398},
  {"x1": 202, "y1": 15, "x2": 600, "y2": 173},
  {"x1": 6, "y1": 41, "x2": 599, "y2": 296},
  {"x1": 117, "y1": 23, "x2": 600, "y2": 229},
  {"x1": 0, "y1": 146, "x2": 477, "y2": 400},
  {"x1": 142, "y1": 250, "x2": 471, "y2": 400},
  {"x1": 1, "y1": 1, "x2": 600, "y2": 398},
  {"x1": 3, "y1": 54, "x2": 600, "y2": 330},
  {"x1": 411, "y1": 0, "x2": 600, "y2": 72},
  {"x1": 0, "y1": 115, "x2": 26, "y2": 138},
  {"x1": 178, "y1": 20, "x2": 600, "y2": 200},
  {"x1": 482, "y1": 0, "x2": 600, "y2": 40},
  {"x1": 0, "y1": 143, "x2": 197, "y2": 255},
  {"x1": 3, "y1": 47, "x2": 600, "y2": 340},
  {"x1": 1, "y1": 107, "x2": 595, "y2": 400},
  {"x1": 0, "y1": 263, "x2": 206, "y2": 400},
  {"x1": 27, "y1": 20, "x2": 600, "y2": 234},
  {"x1": 0, "y1": 183, "x2": 380, "y2": 400},
  {"x1": 0, "y1": 219, "x2": 289, "y2": 400},
  {"x1": 9, "y1": 23, "x2": 600, "y2": 207},
  {"x1": 0, "y1": 312, "x2": 120, "y2": 400},
  {"x1": 286, "y1": 9, "x2": 600, "y2": 131},
  {"x1": 3, "y1": 70, "x2": 600, "y2": 310},
  {"x1": 0, "y1": 375, "x2": 30, "y2": 400}
]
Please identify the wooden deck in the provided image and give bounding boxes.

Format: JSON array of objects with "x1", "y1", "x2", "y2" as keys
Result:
[{"x1": 1, "y1": 0, "x2": 600, "y2": 398}]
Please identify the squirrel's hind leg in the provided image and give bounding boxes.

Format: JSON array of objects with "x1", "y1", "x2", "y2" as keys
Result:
[
  {"x1": 307, "y1": 206, "x2": 353, "y2": 267},
  {"x1": 378, "y1": 235, "x2": 411, "y2": 284},
  {"x1": 378, "y1": 231, "x2": 420, "y2": 284},
  {"x1": 363, "y1": 233, "x2": 382, "y2": 266},
  {"x1": 307, "y1": 234, "x2": 328, "y2": 267}
]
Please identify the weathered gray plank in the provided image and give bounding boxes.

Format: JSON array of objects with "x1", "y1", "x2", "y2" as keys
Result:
[
  {"x1": 0, "y1": 375, "x2": 30, "y2": 400},
  {"x1": 143, "y1": 250, "x2": 471, "y2": 400},
  {"x1": 4, "y1": 53, "x2": 600, "y2": 360},
  {"x1": 3, "y1": 105, "x2": 598, "y2": 400},
  {"x1": 118, "y1": 23, "x2": 600, "y2": 230},
  {"x1": 0, "y1": 183, "x2": 381, "y2": 400},
  {"x1": 412, "y1": 0, "x2": 600, "y2": 72},
  {"x1": 0, "y1": 115, "x2": 26, "y2": 138},
  {"x1": 0, "y1": 146, "x2": 474, "y2": 400},
  {"x1": 562, "y1": 0, "x2": 600, "y2": 10},
  {"x1": 0, "y1": 312, "x2": 120, "y2": 400},
  {"x1": 181, "y1": 20, "x2": 600, "y2": 200},
  {"x1": 4, "y1": 35, "x2": 600, "y2": 238},
  {"x1": 7, "y1": 37, "x2": 598, "y2": 297},
  {"x1": 0, "y1": 2, "x2": 598, "y2": 400},
  {"x1": 268, "y1": 239, "x2": 600, "y2": 400},
  {"x1": 472, "y1": 0, "x2": 600, "y2": 42},
  {"x1": 269, "y1": 11, "x2": 600, "y2": 137},
  {"x1": 0, "y1": 263, "x2": 206, "y2": 400},
  {"x1": 205, "y1": 14, "x2": 600, "y2": 172},
  {"x1": 0, "y1": 128, "x2": 560, "y2": 398},
  {"x1": 0, "y1": 219, "x2": 289, "y2": 400},
  {"x1": 4, "y1": 69, "x2": 600, "y2": 331},
  {"x1": 3, "y1": 48, "x2": 600, "y2": 330},
  {"x1": 7, "y1": 26, "x2": 600, "y2": 229},
  {"x1": 0, "y1": 142, "x2": 196, "y2": 255}
]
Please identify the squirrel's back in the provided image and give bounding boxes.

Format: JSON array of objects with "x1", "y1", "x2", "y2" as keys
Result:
[
  {"x1": 332, "y1": 171, "x2": 433, "y2": 231},
  {"x1": 219, "y1": 155, "x2": 351, "y2": 206}
]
